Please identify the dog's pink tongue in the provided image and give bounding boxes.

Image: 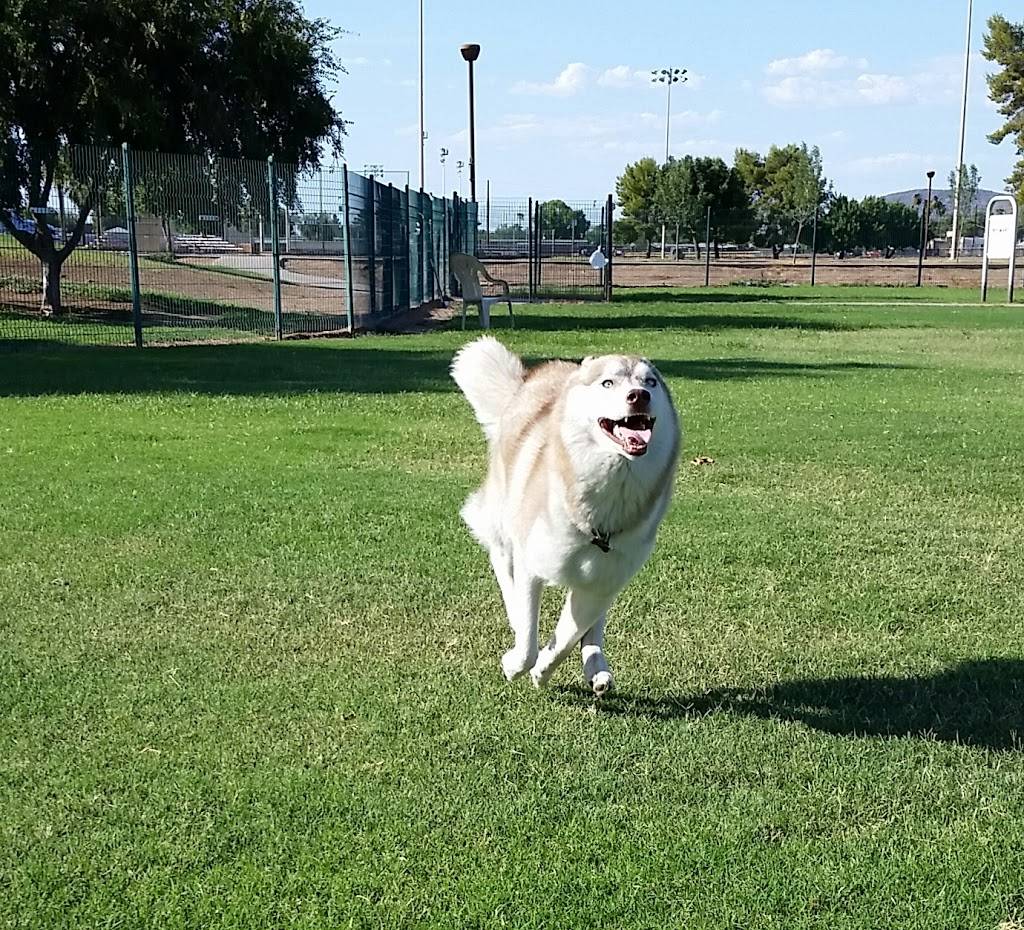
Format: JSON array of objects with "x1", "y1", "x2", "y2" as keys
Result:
[{"x1": 614, "y1": 423, "x2": 652, "y2": 447}]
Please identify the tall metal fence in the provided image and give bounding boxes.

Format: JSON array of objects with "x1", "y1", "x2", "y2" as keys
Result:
[
  {"x1": 0, "y1": 144, "x2": 477, "y2": 346},
  {"x1": 4, "y1": 145, "x2": 1017, "y2": 349}
]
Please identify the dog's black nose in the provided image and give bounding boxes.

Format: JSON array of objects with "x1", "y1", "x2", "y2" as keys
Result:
[{"x1": 626, "y1": 388, "x2": 650, "y2": 409}]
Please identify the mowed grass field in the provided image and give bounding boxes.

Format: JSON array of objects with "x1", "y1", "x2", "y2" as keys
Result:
[{"x1": 3, "y1": 288, "x2": 1024, "y2": 928}]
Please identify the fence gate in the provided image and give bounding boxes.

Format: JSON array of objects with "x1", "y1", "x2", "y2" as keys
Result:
[{"x1": 476, "y1": 194, "x2": 613, "y2": 302}]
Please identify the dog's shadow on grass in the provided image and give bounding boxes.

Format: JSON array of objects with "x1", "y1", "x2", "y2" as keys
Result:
[{"x1": 555, "y1": 658, "x2": 1024, "y2": 752}]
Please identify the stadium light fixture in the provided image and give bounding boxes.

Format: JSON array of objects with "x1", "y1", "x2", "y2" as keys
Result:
[{"x1": 651, "y1": 67, "x2": 688, "y2": 258}]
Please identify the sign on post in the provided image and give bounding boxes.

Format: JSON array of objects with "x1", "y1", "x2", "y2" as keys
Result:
[{"x1": 981, "y1": 195, "x2": 1018, "y2": 303}]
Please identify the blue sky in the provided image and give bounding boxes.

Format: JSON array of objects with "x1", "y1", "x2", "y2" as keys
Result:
[{"x1": 306, "y1": 0, "x2": 1017, "y2": 201}]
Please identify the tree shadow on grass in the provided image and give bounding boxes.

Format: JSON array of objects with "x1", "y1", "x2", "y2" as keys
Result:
[
  {"x1": 556, "y1": 658, "x2": 1024, "y2": 752},
  {"x1": 0, "y1": 340, "x2": 920, "y2": 397}
]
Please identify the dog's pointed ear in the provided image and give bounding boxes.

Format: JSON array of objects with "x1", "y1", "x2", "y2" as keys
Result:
[{"x1": 581, "y1": 356, "x2": 595, "y2": 365}]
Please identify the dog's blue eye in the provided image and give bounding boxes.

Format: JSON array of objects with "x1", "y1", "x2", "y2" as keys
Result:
[
  {"x1": 601, "y1": 379, "x2": 614, "y2": 388},
  {"x1": 644, "y1": 377, "x2": 658, "y2": 388}
]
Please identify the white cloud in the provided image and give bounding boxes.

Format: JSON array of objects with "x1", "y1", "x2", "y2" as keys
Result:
[
  {"x1": 441, "y1": 108, "x2": 723, "y2": 159},
  {"x1": 341, "y1": 56, "x2": 392, "y2": 68},
  {"x1": 512, "y1": 63, "x2": 590, "y2": 96},
  {"x1": 597, "y1": 65, "x2": 636, "y2": 88},
  {"x1": 597, "y1": 65, "x2": 661, "y2": 89},
  {"x1": 766, "y1": 48, "x2": 868, "y2": 76},
  {"x1": 764, "y1": 66, "x2": 957, "y2": 108},
  {"x1": 846, "y1": 152, "x2": 937, "y2": 172}
]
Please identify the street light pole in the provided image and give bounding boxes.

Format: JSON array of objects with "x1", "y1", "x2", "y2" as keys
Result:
[
  {"x1": 950, "y1": 0, "x2": 972, "y2": 261},
  {"x1": 439, "y1": 147, "x2": 449, "y2": 197},
  {"x1": 419, "y1": 0, "x2": 426, "y2": 190},
  {"x1": 460, "y1": 43, "x2": 481, "y2": 202},
  {"x1": 917, "y1": 170, "x2": 936, "y2": 287},
  {"x1": 651, "y1": 67, "x2": 687, "y2": 259}
]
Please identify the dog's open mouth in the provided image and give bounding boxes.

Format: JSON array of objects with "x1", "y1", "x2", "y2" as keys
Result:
[{"x1": 598, "y1": 414, "x2": 655, "y2": 456}]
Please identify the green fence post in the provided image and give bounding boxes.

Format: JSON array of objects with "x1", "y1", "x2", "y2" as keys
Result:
[
  {"x1": 121, "y1": 142, "x2": 143, "y2": 347},
  {"x1": 367, "y1": 176, "x2": 377, "y2": 319},
  {"x1": 527, "y1": 197, "x2": 533, "y2": 301},
  {"x1": 342, "y1": 165, "x2": 356, "y2": 331},
  {"x1": 605, "y1": 193, "x2": 614, "y2": 302},
  {"x1": 267, "y1": 155, "x2": 283, "y2": 340},
  {"x1": 810, "y1": 205, "x2": 819, "y2": 287},
  {"x1": 703, "y1": 205, "x2": 712, "y2": 287},
  {"x1": 405, "y1": 184, "x2": 414, "y2": 309}
]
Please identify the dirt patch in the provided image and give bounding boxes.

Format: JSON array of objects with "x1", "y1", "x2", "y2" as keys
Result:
[{"x1": 609, "y1": 257, "x2": 988, "y2": 289}]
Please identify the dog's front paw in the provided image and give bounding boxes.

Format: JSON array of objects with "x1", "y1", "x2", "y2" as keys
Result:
[
  {"x1": 501, "y1": 649, "x2": 533, "y2": 682},
  {"x1": 589, "y1": 670, "x2": 615, "y2": 697},
  {"x1": 530, "y1": 663, "x2": 553, "y2": 690}
]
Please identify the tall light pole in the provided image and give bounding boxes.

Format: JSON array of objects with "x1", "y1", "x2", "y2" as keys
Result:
[
  {"x1": 651, "y1": 67, "x2": 687, "y2": 258},
  {"x1": 917, "y1": 170, "x2": 936, "y2": 287},
  {"x1": 460, "y1": 43, "x2": 481, "y2": 202},
  {"x1": 950, "y1": 0, "x2": 972, "y2": 261},
  {"x1": 418, "y1": 0, "x2": 426, "y2": 190},
  {"x1": 440, "y1": 147, "x2": 449, "y2": 197}
]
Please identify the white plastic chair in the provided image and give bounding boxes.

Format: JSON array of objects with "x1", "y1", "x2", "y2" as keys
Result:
[{"x1": 450, "y1": 252, "x2": 514, "y2": 330}]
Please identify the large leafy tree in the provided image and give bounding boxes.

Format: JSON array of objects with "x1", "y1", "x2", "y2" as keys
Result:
[
  {"x1": 652, "y1": 154, "x2": 755, "y2": 258},
  {"x1": 822, "y1": 196, "x2": 923, "y2": 253},
  {"x1": 615, "y1": 157, "x2": 660, "y2": 257},
  {"x1": 653, "y1": 156, "x2": 699, "y2": 257},
  {"x1": 734, "y1": 148, "x2": 785, "y2": 256},
  {"x1": 983, "y1": 14, "x2": 1024, "y2": 204},
  {"x1": 736, "y1": 143, "x2": 829, "y2": 259},
  {"x1": 538, "y1": 200, "x2": 590, "y2": 240},
  {"x1": 0, "y1": 0, "x2": 345, "y2": 314},
  {"x1": 948, "y1": 163, "x2": 982, "y2": 239}
]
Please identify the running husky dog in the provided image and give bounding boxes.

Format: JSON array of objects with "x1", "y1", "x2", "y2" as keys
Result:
[{"x1": 451, "y1": 337, "x2": 680, "y2": 695}]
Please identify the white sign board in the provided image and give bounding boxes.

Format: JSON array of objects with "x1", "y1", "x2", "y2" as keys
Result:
[
  {"x1": 986, "y1": 213, "x2": 1016, "y2": 260},
  {"x1": 981, "y1": 195, "x2": 1018, "y2": 303}
]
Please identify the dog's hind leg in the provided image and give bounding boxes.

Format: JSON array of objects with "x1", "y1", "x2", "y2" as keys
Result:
[
  {"x1": 580, "y1": 614, "x2": 614, "y2": 697},
  {"x1": 500, "y1": 562, "x2": 542, "y2": 682},
  {"x1": 530, "y1": 589, "x2": 613, "y2": 689}
]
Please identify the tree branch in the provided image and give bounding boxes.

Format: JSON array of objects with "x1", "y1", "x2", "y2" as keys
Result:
[
  {"x1": 0, "y1": 211, "x2": 43, "y2": 257},
  {"x1": 57, "y1": 184, "x2": 98, "y2": 261}
]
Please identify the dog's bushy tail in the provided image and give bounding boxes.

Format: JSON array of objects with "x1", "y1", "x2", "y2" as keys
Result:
[{"x1": 450, "y1": 336, "x2": 526, "y2": 443}]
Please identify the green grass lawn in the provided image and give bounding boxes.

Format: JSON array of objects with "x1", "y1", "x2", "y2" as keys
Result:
[{"x1": 3, "y1": 291, "x2": 1024, "y2": 928}]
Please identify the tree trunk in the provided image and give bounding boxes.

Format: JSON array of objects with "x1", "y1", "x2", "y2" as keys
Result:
[
  {"x1": 792, "y1": 221, "x2": 804, "y2": 264},
  {"x1": 714, "y1": 237, "x2": 720, "y2": 260},
  {"x1": 674, "y1": 222, "x2": 681, "y2": 261},
  {"x1": 41, "y1": 257, "x2": 63, "y2": 315},
  {"x1": 645, "y1": 238, "x2": 652, "y2": 259},
  {"x1": 161, "y1": 215, "x2": 174, "y2": 254},
  {"x1": 693, "y1": 236, "x2": 700, "y2": 260}
]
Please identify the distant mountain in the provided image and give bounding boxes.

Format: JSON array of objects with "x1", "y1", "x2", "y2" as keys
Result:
[{"x1": 883, "y1": 187, "x2": 1004, "y2": 212}]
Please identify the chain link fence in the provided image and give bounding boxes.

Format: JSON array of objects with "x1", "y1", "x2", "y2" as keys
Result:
[{"x1": 1, "y1": 144, "x2": 477, "y2": 345}]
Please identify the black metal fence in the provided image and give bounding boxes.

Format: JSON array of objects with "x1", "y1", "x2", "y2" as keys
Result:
[{"x1": 1, "y1": 144, "x2": 478, "y2": 345}]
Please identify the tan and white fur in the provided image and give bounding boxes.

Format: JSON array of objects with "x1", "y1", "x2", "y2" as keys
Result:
[{"x1": 451, "y1": 337, "x2": 680, "y2": 695}]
